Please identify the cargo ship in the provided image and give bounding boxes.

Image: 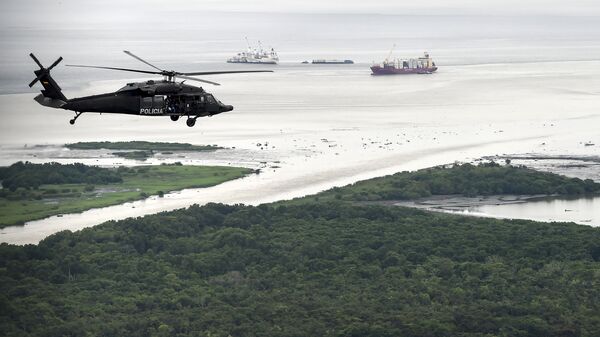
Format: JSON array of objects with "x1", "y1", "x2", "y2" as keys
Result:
[
  {"x1": 371, "y1": 51, "x2": 437, "y2": 75},
  {"x1": 312, "y1": 59, "x2": 354, "y2": 64},
  {"x1": 227, "y1": 38, "x2": 279, "y2": 65}
]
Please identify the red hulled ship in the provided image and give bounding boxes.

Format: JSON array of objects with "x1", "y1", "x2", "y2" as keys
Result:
[{"x1": 371, "y1": 51, "x2": 437, "y2": 75}]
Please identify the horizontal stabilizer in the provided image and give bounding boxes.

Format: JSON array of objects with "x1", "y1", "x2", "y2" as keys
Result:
[{"x1": 34, "y1": 94, "x2": 66, "y2": 108}]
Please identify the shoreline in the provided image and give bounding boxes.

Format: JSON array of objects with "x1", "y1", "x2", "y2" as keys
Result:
[
  {"x1": 374, "y1": 194, "x2": 550, "y2": 209},
  {"x1": 0, "y1": 164, "x2": 253, "y2": 230},
  {"x1": 382, "y1": 193, "x2": 600, "y2": 226},
  {"x1": 1, "y1": 57, "x2": 598, "y2": 244},
  {"x1": 2, "y1": 151, "x2": 600, "y2": 245}
]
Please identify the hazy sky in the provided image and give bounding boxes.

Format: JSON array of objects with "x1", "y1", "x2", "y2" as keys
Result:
[
  {"x1": 198, "y1": 0, "x2": 600, "y2": 16},
  {"x1": 3, "y1": 0, "x2": 600, "y2": 18}
]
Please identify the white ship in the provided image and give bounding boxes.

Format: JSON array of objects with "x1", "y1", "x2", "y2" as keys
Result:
[{"x1": 227, "y1": 38, "x2": 279, "y2": 64}]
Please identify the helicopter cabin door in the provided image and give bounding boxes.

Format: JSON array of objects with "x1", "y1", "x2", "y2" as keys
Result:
[{"x1": 139, "y1": 96, "x2": 166, "y2": 115}]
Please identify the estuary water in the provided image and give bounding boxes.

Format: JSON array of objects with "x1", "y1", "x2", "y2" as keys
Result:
[
  {"x1": 470, "y1": 195, "x2": 600, "y2": 225},
  {"x1": 0, "y1": 12, "x2": 599, "y2": 244}
]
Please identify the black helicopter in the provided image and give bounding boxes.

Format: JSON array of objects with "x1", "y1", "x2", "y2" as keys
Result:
[{"x1": 29, "y1": 51, "x2": 272, "y2": 127}]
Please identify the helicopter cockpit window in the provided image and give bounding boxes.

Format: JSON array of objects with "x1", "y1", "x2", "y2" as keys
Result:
[{"x1": 206, "y1": 95, "x2": 215, "y2": 104}]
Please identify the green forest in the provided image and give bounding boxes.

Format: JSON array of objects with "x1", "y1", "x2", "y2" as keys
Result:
[
  {"x1": 0, "y1": 161, "x2": 122, "y2": 191},
  {"x1": 1, "y1": 164, "x2": 599, "y2": 336},
  {"x1": 308, "y1": 162, "x2": 600, "y2": 202}
]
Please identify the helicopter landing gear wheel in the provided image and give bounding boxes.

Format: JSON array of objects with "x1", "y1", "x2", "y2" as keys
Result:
[
  {"x1": 69, "y1": 112, "x2": 83, "y2": 125},
  {"x1": 170, "y1": 115, "x2": 179, "y2": 122},
  {"x1": 186, "y1": 118, "x2": 196, "y2": 127}
]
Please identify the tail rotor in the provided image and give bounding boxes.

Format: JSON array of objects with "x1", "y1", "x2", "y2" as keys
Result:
[
  {"x1": 28, "y1": 53, "x2": 67, "y2": 103},
  {"x1": 29, "y1": 53, "x2": 63, "y2": 88}
]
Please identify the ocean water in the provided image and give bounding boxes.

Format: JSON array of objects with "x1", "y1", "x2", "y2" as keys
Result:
[
  {"x1": 2, "y1": 13, "x2": 600, "y2": 94},
  {"x1": 0, "y1": 12, "x2": 599, "y2": 243}
]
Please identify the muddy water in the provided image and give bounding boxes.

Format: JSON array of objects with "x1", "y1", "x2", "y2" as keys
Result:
[
  {"x1": 1, "y1": 136, "x2": 543, "y2": 245},
  {"x1": 1, "y1": 12, "x2": 599, "y2": 244},
  {"x1": 1, "y1": 60, "x2": 599, "y2": 244}
]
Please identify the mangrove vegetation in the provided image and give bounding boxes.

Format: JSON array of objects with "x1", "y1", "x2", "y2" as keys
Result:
[{"x1": 1, "y1": 163, "x2": 599, "y2": 336}]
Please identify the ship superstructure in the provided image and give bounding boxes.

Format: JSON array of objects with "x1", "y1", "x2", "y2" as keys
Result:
[{"x1": 227, "y1": 38, "x2": 279, "y2": 65}]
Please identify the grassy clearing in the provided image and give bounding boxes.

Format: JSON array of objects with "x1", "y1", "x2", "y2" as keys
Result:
[{"x1": 0, "y1": 165, "x2": 252, "y2": 227}]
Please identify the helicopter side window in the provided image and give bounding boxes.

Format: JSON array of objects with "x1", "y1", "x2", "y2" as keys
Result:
[
  {"x1": 153, "y1": 95, "x2": 165, "y2": 108},
  {"x1": 206, "y1": 95, "x2": 215, "y2": 104},
  {"x1": 141, "y1": 97, "x2": 152, "y2": 109}
]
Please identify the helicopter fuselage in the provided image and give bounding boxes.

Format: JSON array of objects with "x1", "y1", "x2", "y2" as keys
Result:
[
  {"x1": 29, "y1": 52, "x2": 269, "y2": 126},
  {"x1": 61, "y1": 80, "x2": 233, "y2": 117}
]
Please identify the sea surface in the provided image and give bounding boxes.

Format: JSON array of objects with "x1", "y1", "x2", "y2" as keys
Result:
[{"x1": 0, "y1": 12, "x2": 599, "y2": 244}]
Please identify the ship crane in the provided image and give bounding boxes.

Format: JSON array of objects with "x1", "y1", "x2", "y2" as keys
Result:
[
  {"x1": 245, "y1": 36, "x2": 253, "y2": 52},
  {"x1": 385, "y1": 44, "x2": 396, "y2": 63}
]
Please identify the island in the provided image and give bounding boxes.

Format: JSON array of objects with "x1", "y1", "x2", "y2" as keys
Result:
[
  {"x1": 1, "y1": 163, "x2": 599, "y2": 336},
  {"x1": 0, "y1": 161, "x2": 253, "y2": 227},
  {"x1": 65, "y1": 141, "x2": 223, "y2": 152},
  {"x1": 65, "y1": 141, "x2": 224, "y2": 161},
  {"x1": 298, "y1": 162, "x2": 600, "y2": 203}
]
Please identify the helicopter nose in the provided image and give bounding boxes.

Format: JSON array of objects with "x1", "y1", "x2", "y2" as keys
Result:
[{"x1": 221, "y1": 104, "x2": 234, "y2": 112}]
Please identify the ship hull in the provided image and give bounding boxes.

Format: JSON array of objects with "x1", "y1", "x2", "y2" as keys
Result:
[
  {"x1": 227, "y1": 60, "x2": 277, "y2": 64},
  {"x1": 312, "y1": 60, "x2": 354, "y2": 64},
  {"x1": 370, "y1": 65, "x2": 437, "y2": 75}
]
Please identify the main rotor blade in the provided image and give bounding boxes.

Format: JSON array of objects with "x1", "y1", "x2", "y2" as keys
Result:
[
  {"x1": 66, "y1": 64, "x2": 161, "y2": 75},
  {"x1": 178, "y1": 75, "x2": 221, "y2": 86},
  {"x1": 123, "y1": 50, "x2": 163, "y2": 71},
  {"x1": 183, "y1": 70, "x2": 273, "y2": 76}
]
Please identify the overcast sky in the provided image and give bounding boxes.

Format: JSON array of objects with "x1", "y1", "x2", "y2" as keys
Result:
[
  {"x1": 199, "y1": 0, "x2": 600, "y2": 16},
  {"x1": 3, "y1": 0, "x2": 600, "y2": 17},
  {"x1": 1, "y1": 0, "x2": 598, "y2": 32}
]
